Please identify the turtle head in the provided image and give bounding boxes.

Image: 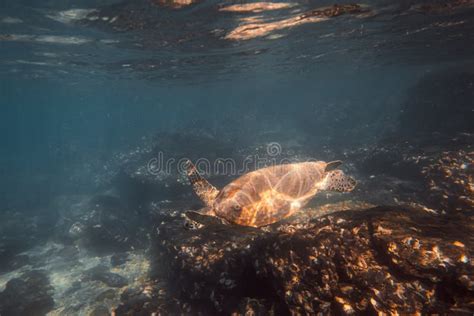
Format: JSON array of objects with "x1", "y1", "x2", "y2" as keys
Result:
[
  {"x1": 318, "y1": 161, "x2": 356, "y2": 192},
  {"x1": 323, "y1": 170, "x2": 356, "y2": 192}
]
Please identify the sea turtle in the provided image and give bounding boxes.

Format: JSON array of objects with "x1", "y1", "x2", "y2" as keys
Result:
[{"x1": 185, "y1": 160, "x2": 356, "y2": 228}]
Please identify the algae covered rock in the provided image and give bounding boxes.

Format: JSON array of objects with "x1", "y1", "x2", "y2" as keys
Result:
[
  {"x1": 421, "y1": 150, "x2": 473, "y2": 213},
  {"x1": 117, "y1": 205, "x2": 473, "y2": 314},
  {"x1": 349, "y1": 133, "x2": 473, "y2": 213}
]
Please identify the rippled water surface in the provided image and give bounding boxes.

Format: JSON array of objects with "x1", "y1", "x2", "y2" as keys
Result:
[{"x1": 2, "y1": 0, "x2": 473, "y2": 81}]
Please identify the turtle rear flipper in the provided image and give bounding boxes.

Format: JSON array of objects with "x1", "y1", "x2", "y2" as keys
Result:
[
  {"x1": 185, "y1": 210, "x2": 226, "y2": 226},
  {"x1": 186, "y1": 160, "x2": 219, "y2": 207}
]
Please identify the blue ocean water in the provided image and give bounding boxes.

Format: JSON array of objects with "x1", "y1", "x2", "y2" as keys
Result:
[{"x1": 0, "y1": 0, "x2": 473, "y2": 315}]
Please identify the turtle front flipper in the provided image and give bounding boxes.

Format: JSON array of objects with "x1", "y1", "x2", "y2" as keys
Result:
[
  {"x1": 185, "y1": 160, "x2": 219, "y2": 207},
  {"x1": 185, "y1": 210, "x2": 226, "y2": 226}
]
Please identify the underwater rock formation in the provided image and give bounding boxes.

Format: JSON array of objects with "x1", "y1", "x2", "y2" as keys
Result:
[
  {"x1": 89, "y1": 305, "x2": 111, "y2": 316},
  {"x1": 111, "y1": 253, "x2": 130, "y2": 267},
  {"x1": 116, "y1": 205, "x2": 473, "y2": 314},
  {"x1": 0, "y1": 270, "x2": 55, "y2": 316},
  {"x1": 422, "y1": 150, "x2": 473, "y2": 213},
  {"x1": 0, "y1": 209, "x2": 55, "y2": 273},
  {"x1": 53, "y1": 194, "x2": 149, "y2": 255},
  {"x1": 351, "y1": 133, "x2": 473, "y2": 213}
]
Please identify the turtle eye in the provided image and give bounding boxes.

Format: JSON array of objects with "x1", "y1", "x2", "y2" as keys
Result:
[
  {"x1": 231, "y1": 204, "x2": 241, "y2": 211},
  {"x1": 183, "y1": 219, "x2": 197, "y2": 230}
]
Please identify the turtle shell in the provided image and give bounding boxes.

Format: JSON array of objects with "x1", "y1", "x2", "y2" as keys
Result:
[{"x1": 213, "y1": 161, "x2": 327, "y2": 227}]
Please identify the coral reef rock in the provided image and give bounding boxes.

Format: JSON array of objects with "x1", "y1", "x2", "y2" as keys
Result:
[
  {"x1": 350, "y1": 133, "x2": 473, "y2": 213},
  {"x1": 0, "y1": 270, "x2": 55, "y2": 316},
  {"x1": 53, "y1": 194, "x2": 149, "y2": 255},
  {"x1": 84, "y1": 265, "x2": 128, "y2": 288},
  {"x1": 117, "y1": 205, "x2": 474, "y2": 314},
  {"x1": 0, "y1": 209, "x2": 54, "y2": 273}
]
